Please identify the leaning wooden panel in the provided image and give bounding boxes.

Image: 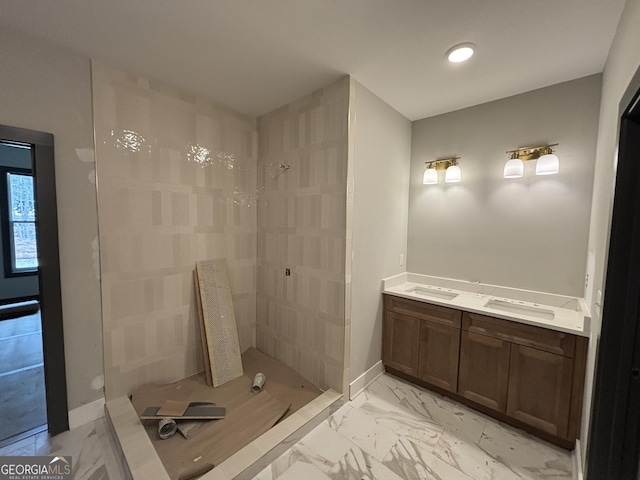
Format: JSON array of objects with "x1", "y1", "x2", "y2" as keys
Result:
[
  {"x1": 195, "y1": 258, "x2": 243, "y2": 387},
  {"x1": 194, "y1": 269, "x2": 213, "y2": 386}
]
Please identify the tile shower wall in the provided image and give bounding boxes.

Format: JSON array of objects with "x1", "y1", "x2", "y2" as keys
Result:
[
  {"x1": 257, "y1": 77, "x2": 350, "y2": 393},
  {"x1": 92, "y1": 62, "x2": 258, "y2": 399}
]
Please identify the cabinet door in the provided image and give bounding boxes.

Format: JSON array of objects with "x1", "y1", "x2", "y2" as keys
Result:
[
  {"x1": 458, "y1": 331, "x2": 510, "y2": 412},
  {"x1": 418, "y1": 320, "x2": 460, "y2": 392},
  {"x1": 383, "y1": 311, "x2": 420, "y2": 377},
  {"x1": 507, "y1": 344, "x2": 573, "y2": 438}
]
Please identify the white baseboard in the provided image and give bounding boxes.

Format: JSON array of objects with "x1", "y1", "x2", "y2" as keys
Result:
[
  {"x1": 68, "y1": 397, "x2": 105, "y2": 430},
  {"x1": 349, "y1": 360, "x2": 384, "y2": 400},
  {"x1": 572, "y1": 439, "x2": 583, "y2": 480}
]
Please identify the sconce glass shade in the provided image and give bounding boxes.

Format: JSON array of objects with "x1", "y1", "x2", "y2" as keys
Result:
[
  {"x1": 536, "y1": 153, "x2": 559, "y2": 175},
  {"x1": 503, "y1": 158, "x2": 524, "y2": 178},
  {"x1": 445, "y1": 165, "x2": 461, "y2": 183},
  {"x1": 423, "y1": 167, "x2": 438, "y2": 184}
]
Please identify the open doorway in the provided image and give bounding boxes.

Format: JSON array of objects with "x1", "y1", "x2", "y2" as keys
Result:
[
  {"x1": 0, "y1": 141, "x2": 47, "y2": 445},
  {"x1": 0, "y1": 124, "x2": 68, "y2": 445},
  {"x1": 586, "y1": 75, "x2": 640, "y2": 478}
]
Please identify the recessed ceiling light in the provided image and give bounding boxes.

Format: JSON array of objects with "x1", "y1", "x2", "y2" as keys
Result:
[{"x1": 446, "y1": 43, "x2": 476, "y2": 63}]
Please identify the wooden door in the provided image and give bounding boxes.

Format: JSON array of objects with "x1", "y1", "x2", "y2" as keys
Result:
[
  {"x1": 458, "y1": 331, "x2": 510, "y2": 412},
  {"x1": 382, "y1": 311, "x2": 420, "y2": 377},
  {"x1": 418, "y1": 320, "x2": 460, "y2": 392},
  {"x1": 507, "y1": 344, "x2": 573, "y2": 438}
]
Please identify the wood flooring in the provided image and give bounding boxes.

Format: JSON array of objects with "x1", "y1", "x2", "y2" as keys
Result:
[
  {"x1": 130, "y1": 347, "x2": 322, "y2": 480},
  {"x1": 0, "y1": 311, "x2": 47, "y2": 442}
]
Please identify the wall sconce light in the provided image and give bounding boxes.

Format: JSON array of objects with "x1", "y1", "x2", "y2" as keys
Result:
[
  {"x1": 503, "y1": 144, "x2": 559, "y2": 178},
  {"x1": 423, "y1": 163, "x2": 438, "y2": 184},
  {"x1": 423, "y1": 157, "x2": 461, "y2": 184}
]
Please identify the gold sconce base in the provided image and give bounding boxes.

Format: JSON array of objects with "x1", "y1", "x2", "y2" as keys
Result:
[
  {"x1": 426, "y1": 156, "x2": 460, "y2": 170},
  {"x1": 507, "y1": 144, "x2": 558, "y2": 161}
]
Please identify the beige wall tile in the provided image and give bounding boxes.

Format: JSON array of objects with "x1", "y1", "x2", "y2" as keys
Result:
[
  {"x1": 94, "y1": 62, "x2": 257, "y2": 399},
  {"x1": 96, "y1": 62, "x2": 350, "y2": 399},
  {"x1": 256, "y1": 77, "x2": 350, "y2": 393}
]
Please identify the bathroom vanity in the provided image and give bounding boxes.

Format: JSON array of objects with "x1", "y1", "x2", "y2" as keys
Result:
[{"x1": 381, "y1": 274, "x2": 590, "y2": 449}]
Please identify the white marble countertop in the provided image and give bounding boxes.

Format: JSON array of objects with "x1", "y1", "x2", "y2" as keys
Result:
[{"x1": 382, "y1": 273, "x2": 590, "y2": 337}]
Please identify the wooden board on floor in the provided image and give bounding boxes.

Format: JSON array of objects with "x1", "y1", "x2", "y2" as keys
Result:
[
  {"x1": 172, "y1": 392, "x2": 289, "y2": 480},
  {"x1": 241, "y1": 347, "x2": 324, "y2": 416},
  {"x1": 140, "y1": 405, "x2": 226, "y2": 420},
  {"x1": 134, "y1": 389, "x2": 288, "y2": 479},
  {"x1": 0, "y1": 365, "x2": 47, "y2": 442},
  {"x1": 0, "y1": 331, "x2": 44, "y2": 375},
  {"x1": 130, "y1": 348, "x2": 323, "y2": 479}
]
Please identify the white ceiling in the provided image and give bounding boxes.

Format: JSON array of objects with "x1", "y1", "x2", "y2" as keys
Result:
[{"x1": 0, "y1": 0, "x2": 625, "y2": 121}]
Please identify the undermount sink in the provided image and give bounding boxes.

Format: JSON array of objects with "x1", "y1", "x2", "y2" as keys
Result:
[
  {"x1": 405, "y1": 286, "x2": 459, "y2": 301},
  {"x1": 484, "y1": 299, "x2": 555, "y2": 320}
]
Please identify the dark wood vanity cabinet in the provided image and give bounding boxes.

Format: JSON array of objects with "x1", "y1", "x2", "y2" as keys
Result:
[
  {"x1": 462, "y1": 311, "x2": 582, "y2": 440},
  {"x1": 418, "y1": 319, "x2": 460, "y2": 392},
  {"x1": 506, "y1": 344, "x2": 574, "y2": 438},
  {"x1": 383, "y1": 295, "x2": 461, "y2": 393},
  {"x1": 382, "y1": 311, "x2": 421, "y2": 377},
  {"x1": 458, "y1": 330, "x2": 510, "y2": 412},
  {"x1": 383, "y1": 294, "x2": 588, "y2": 449}
]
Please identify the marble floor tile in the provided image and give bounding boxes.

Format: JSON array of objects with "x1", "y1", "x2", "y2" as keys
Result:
[
  {"x1": 276, "y1": 461, "x2": 331, "y2": 480},
  {"x1": 1, "y1": 372, "x2": 575, "y2": 480},
  {"x1": 254, "y1": 373, "x2": 575, "y2": 479},
  {"x1": 34, "y1": 430, "x2": 56, "y2": 456},
  {"x1": 396, "y1": 383, "x2": 488, "y2": 443},
  {"x1": 257, "y1": 424, "x2": 404, "y2": 480},
  {"x1": 297, "y1": 423, "x2": 403, "y2": 480},
  {"x1": 1, "y1": 417, "x2": 127, "y2": 480},
  {"x1": 347, "y1": 373, "x2": 409, "y2": 411},
  {"x1": 327, "y1": 446, "x2": 403, "y2": 480},
  {"x1": 383, "y1": 436, "x2": 473, "y2": 480},
  {"x1": 433, "y1": 430, "x2": 523, "y2": 480},
  {"x1": 61, "y1": 418, "x2": 127, "y2": 480},
  {"x1": 42, "y1": 420, "x2": 98, "y2": 458},
  {"x1": 358, "y1": 374, "x2": 487, "y2": 444},
  {"x1": 358, "y1": 401, "x2": 443, "y2": 451},
  {"x1": 297, "y1": 423, "x2": 362, "y2": 464},
  {"x1": 478, "y1": 421, "x2": 572, "y2": 479},
  {"x1": 252, "y1": 445, "x2": 305, "y2": 480},
  {"x1": 0, "y1": 434, "x2": 37, "y2": 456},
  {"x1": 327, "y1": 403, "x2": 399, "y2": 462}
]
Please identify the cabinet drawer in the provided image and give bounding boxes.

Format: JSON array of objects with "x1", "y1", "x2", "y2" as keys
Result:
[
  {"x1": 384, "y1": 294, "x2": 461, "y2": 328},
  {"x1": 462, "y1": 312, "x2": 575, "y2": 357}
]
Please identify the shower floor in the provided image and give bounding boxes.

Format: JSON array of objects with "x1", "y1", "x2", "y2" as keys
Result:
[{"x1": 129, "y1": 348, "x2": 323, "y2": 480}]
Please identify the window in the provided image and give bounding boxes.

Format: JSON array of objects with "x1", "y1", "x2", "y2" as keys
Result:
[{"x1": 7, "y1": 172, "x2": 38, "y2": 273}]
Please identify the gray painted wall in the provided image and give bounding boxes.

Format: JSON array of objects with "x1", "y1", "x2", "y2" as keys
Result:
[
  {"x1": 0, "y1": 144, "x2": 39, "y2": 301},
  {"x1": 408, "y1": 75, "x2": 601, "y2": 297},
  {"x1": 0, "y1": 24, "x2": 104, "y2": 410},
  {"x1": 350, "y1": 80, "x2": 411, "y2": 382}
]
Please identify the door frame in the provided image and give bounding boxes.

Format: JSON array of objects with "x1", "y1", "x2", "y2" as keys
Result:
[
  {"x1": 0, "y1": 124, "x2": 69, "y2": 435},
  {"x1": 586, "y1": 67, "x2": 640, "y2": 479}
]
